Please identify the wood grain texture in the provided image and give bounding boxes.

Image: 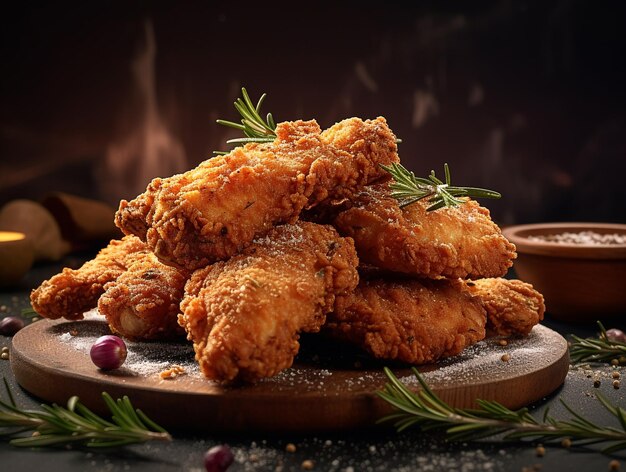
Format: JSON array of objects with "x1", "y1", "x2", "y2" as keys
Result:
[{"x1": 11, "y1": 318, "x2": 569, "y2": 433}]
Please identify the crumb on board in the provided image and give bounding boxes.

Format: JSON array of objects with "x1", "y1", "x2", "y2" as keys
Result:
[{"x1": 160, "y1": 365, "x2": 186, "y2": 380}]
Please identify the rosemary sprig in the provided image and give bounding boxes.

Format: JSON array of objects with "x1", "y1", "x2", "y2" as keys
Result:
[
  {"x1": 215, "y1": 87, "x2": 402, "y2": 155},
  {"x1": 214, "y1": 87, "x2": 277, "y2": 155},
  {"x1": 0, "y1": 379, "x2": 171, "y2": 448},
  {"x1": 569, "y1": 321, "x2": 626, "y2": 364},
  {"x1": 378, "y1": 367, "x2": 626, "y2": 453},
  {"x1": 380, "y1": 162, "x2": 501, "y2": 211}
]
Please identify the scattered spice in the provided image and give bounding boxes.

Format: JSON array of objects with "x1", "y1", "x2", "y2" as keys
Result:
[
  {"x1": 535, "y1": 445, "x2": 545, "y2": 457},
  {"x1": 1, "y1": 352, "x2": 9, "y2": 360},
  {"x1": 612, "y1": 371, "x2": 621, "y2": 379},
  {"x1": 611, "y1": 359, "x2": 620, "y2": 367},
  {"x1": 501, "y1": 353, "x2": 510, "y2": 362},
  {"x1": 285, "y1": 443, "x2": 296, "y2": 453},
  {"x1": 498, "y1": 339, "x2": 508, "y2": 346},
  {"x1": 594, "y1": 379, "x2": 601, "y2": 388},
  {"x1": 561, "y1": 438, "x2": 572, "y2": 448},
  {"x1": 301, "y1": 459, "x2": 314, "y2": 470},
  {"x1": 613, "y1": 380, "x2": 620, "y2": 389},
  {"x1": 609, "y1": 459, "x2": 621, "y2": 471},
  {"x1": 160, "y1": 365, "x2": 186, "y2": 380},
  {"x1": 527, "y1": 231, "x2": 626, "y2": 245}
]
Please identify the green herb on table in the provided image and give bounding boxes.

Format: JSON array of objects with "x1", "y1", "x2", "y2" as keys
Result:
[
  {"x1": 214, "y1": 88, "x2": 277, "y2": 155},
  {"x1": 377, "y1": 367, "x2": 626, "y2": 453},
  {"x1": 0, "y1": 379, "x2": 171, "y2": 448},
  {"x1": 381, "y1": 162, "x2": 501, "y2": 211},
  {"x1": 20, "y1": 307, "x2": 40, "y2": 318},
  {"x1": 569, "y1": 321, "x2": 626, "y2": 365}
]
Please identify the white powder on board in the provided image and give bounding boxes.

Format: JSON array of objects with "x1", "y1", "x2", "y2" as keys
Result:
[
  {"x1": 57, "y1": 309, "x2": 201, "y2": 379},
  {"x1": 404, "y1": 325, "x2": 559, "y2": 387},
  {"x1": 56, "y1": 312, "x2": 559, "y2": 394}
]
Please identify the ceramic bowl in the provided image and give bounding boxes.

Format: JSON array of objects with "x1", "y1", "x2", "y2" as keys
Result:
[{"x1": 502, "y1": 222, "x2": 626, "y2": 321}]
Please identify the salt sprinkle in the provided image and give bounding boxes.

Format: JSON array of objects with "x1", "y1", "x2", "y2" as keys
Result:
[
  {"x1": 407, "y1": 326, "x2": 557, "y2": 388},
  {"x1": 57, "y1": 313, "x2": 201, "y2": 378}
]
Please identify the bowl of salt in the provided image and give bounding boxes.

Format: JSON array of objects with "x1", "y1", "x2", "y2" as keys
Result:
[{"x1": 502, "y1": 222, "x2": 626, "y2": 321}]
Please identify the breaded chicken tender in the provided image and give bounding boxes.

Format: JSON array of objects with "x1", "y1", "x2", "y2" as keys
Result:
[
  {"x1": 116, "y1": 117, "x2": 398, "y2": 270},
  {"x1": 332, "y1": 183, "x2": 517, "y2": 279},
  {"x1": 325, "y1": 275, "x2": 544, "y2": 365},
  {"x1": 325, "y1": 277, "x2": 487, "y2": 364},
  {"x1": 98, "y1": 252, "x2": 189, "y2": 341},
  {"x1": 179, "y1": 221, "x2": 359, "y2": 382},
  {"x1": 467, "y1": 278, "x2": 545, "y2": 336},
  {"x1": 30, "y1": 236, "x2": 147, "y2": 320}
]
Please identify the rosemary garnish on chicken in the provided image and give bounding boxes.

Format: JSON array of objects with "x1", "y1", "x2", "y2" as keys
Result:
[
  {"x1": 215, "y1": 87, "x2": 402, "y2": 155},
  {"x1": 214, "y1": 88, "x2": 277, "y2": 154},
  {"x1": 378, "y1": 368, "x2": 626, "y2": 453},
  {"x1": 381, "y1": 162, "x2": 501, "y2": 211}
]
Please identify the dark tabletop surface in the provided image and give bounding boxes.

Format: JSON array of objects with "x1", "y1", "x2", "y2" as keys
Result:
[{"x1": 1, "y1": 255, "x2": 625, "y2": 472}]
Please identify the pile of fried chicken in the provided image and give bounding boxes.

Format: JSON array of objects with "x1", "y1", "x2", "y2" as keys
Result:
[{"x1": 31, "y1": 117, "x2": 544, "y2": 383}]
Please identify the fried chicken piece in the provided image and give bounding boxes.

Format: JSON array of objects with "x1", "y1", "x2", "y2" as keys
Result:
[
  {"x1": 30, "y1": 236, "x2": 147, "y2": 320},
  {"x1": 98, "y1": 252, "x2": 189, "y2": 341},
  {"x1": 467, "y1": 278, "x2": 545, "y2": 336},
  {"x1": 325, "y1": 275, "x2": 544, "y2": 365},
  {"x1": 331, "y1": 183, "x2": 516, "y2": 279},
  {"x1": 179, "y1": 221, "x2": 359, "y2": 382},
  {"x1": 325, "y1": 277, "x2": 487, "y2": 364},
  {"x1": 116, "y1": 117, "x2": 398, "y2": 270}
]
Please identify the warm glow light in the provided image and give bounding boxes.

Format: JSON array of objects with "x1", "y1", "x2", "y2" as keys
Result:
[{"x1": 0, "y1": 231, "x2": 26, "y2": 243}]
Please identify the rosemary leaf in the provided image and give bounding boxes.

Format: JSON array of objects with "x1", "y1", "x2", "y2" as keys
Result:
[
  {"x1": 226, "y1": 137, "x2": 275, "y2": 144},
  {"x1": 20, "y1": 307, "x2": 39, "y2": 318}
]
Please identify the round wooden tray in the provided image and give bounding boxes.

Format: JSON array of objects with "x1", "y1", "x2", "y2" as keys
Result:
[{"x1": 11, "y1": 318, "x2": 569, "y2": 433}]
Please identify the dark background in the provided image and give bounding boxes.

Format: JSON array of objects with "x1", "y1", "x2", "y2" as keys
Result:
[{"x1": 1, "y1": 1, "x2": 625, "y2": 225}]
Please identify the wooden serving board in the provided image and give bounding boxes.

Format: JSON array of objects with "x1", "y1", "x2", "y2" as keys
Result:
[{"x1": 11, "y1": 317, "x2": 569, "y2": 433}]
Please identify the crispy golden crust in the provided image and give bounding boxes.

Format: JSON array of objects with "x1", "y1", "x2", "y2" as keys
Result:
[
  {"x1": 179, "y1": 221, "x2": 359, "y2": 383},
  {"x1": 30, "y1": 236, "x2": 147, "y2": 320},
  {"x1": 98, "y1": 252, "x2": 189, "y2": 341},
  {"x1": 115, "y1": 117, "x2": 398, "y2": 270},
  {"x1": 331, "y1": 183, "x2": 516, "y2": 279},
  {"x1": 468, "y1": 278, "x2": 545, "y2": 336},
  {"x1": 325, "y1": 277, "x2": 487, "y2": 364}
]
